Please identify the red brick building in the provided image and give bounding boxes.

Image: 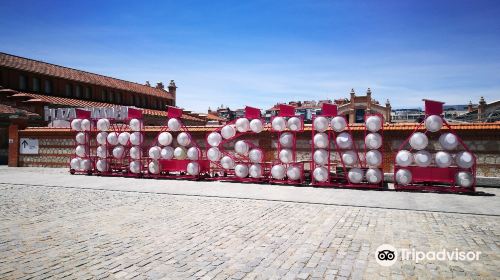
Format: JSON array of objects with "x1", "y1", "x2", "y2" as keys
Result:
[{"x1": 0, "y1": 52, "x2": 206, "y2": 164}]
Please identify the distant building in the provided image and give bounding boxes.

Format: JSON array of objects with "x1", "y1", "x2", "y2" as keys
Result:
[
  {"x1": 265, "y1": 88, "x2": 392, "y2": 123},
  {"x1": 391, "y1": 108, "x2": 425, "y2": 123},
  {"x1": 453, "y1": 97, "x2": 500, "y2": 122}
]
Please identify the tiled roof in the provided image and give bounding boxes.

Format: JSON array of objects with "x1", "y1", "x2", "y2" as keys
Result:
[
  {"x1": 1, "y1": 90, "x2": 203, "y2": 122},
  {"x1": 0, "y1": 103, "x2": 39, "y2": 117},
  {"x1": 0, "y1": 52, "x2": 173, "y2": 99}
]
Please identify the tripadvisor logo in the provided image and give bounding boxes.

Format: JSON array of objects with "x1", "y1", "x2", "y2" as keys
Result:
[{"x1": 375, "y1": 244, "x2": 481, "y2": 266}]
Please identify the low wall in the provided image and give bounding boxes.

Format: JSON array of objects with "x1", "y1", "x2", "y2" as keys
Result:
[{"x1": 8, "y1": 123, "x2": 500, "y2": 177}]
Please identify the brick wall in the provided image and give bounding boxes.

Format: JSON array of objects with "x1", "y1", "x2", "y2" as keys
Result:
[{"x1": 10, "y1": 125, "x2": 500, "y2": 177}]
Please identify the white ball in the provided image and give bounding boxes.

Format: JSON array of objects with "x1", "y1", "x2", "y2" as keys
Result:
[
  {"x1": 272, "y1": 117, "x2": 286, "y2": 131},
  {"x1": 336, "y1": 132, "x2": 352, "y2": 149},
  {"x1": 207, "y1": 132, "x2": 222, "y2": 147},
  {"x1": 314, "y1": 133, "x2": 329, "y2": 149},
  {"x1": 106, "y1": 132, "x2": 119, "y2": 146},
  {"x1": 248, "y1": 149, "x2": 263, "y2": 163},
  {"x1": 129, "y1": 146, "x2": 142, "y2": 160},
  {"x1": 97, "y1": 118, "x2": 110, "y2": 132},
  {"x1": 80, "y1": 159, "x2": 91, "y2": 171},
  {"x1": 286, "y1": 166, "x2": 301, "y2": 181},
  {"x1": 187, "y1": 162, "x2": 200, "y2": 176},
  {"x1": 396, "y1": 169, "x2": 412, "y2": 185},
  {"x1": 271, "y1": 164, "x2": 286, "y2": 180},
  {"x1": 70, "y1": 119, "x2": 82, "y2": 131},
  {"x1": 187, "y1": 147, "x2": 200, "y2": 160},
  {"x1": 221, "y1": 125, "x2": 236, "y2": 139},
  {"x1": 396, "y1": 150, "x2": 413, "y2": 167},
  {"x1": 366, "y1": 168, "x2": 382, "y2": 184},
  {"x1": 207, "y1": 147, "x2": 221, "y2": 162},
  {"x1": 425, "y1": 115, "x2": 443, "y2": 132},
  {"x1": 148, "y1": 146, "x2": 161, "y2": 160},
  {"x1": 129, "y1": 160, "x2": 141, "y2": 174},
  {"x1": 176, "y1": 132, "x2": 191, "y2": 147},
  {"x1": 148, "y1": 160, "x2": 160, "y2": 174},
  {"x1": 365, "y1": 115, "x2": 382, "y2": 132},
  {"x1": 235, "y1": 164, "x2": 249, "y2": 178},
  {"x1": 235, "y1": 118, "x2": 250, "y2": 133},
  {"x1": 174, "y1": 147, "x2": 187, "y2": 160},
  {"x1": 287, "y1": 117, "x2": 302, "y2": 131},
  {"x1": 167, "y1": 118, "x2": 181, "y2": 131},
  {"x1": 130, "y1": 132, "x2": 143, "y2": 146},
  {"x1": 112, "y1": 146, "x2": 125, "y2": 159},
  {"x1": 366, "y1": 150, "x2": 382, "y2": 167},
  {"x1": 279, "y1": 149, "x2": 293, "y2": 163},
  {"x1": 456, "y1": 151, "x2": 474, "y2": 169},
  {"x1": 249, "y1": 164, "x2": 263, "y2": 178},
  {"x1": 409, "y1": 132, "x2": 428, "y2": 150},
  {"x1": 279, "y1": 132, "x2": 294, "y2": 148},
  {"x1": 158, "y1": 132, "x2": 173, "y2": 146},
  {"x1": 331, "y1": 116, "x2": 347, "y2": 132},
  {"x1": 160, "y1": 146, "x2": 174, "y2": 160},
  {"x1": 75, "y1": 132, "x2": 87, "y2": 144},
  {"x1": 342, "y1": 150, "x2": 358, "y2": 166},
  {"x1": 455, "y1": 171, "x2": 473, "y2": 188},
  {"x1": 365, "y1": 133, "x2": 382, "y2": 150},
  {"x1": 220, "y1": 156, "x2": 235, "y2": 170},
  {"x1": 313, "y1": 149, "x2": 328, "y2": 165},
  {"x1": 96, "y1": 132, "x2": 108, "y2": 145},
  {"x1": 435, "y1": 151, "x2": 453, "y2": 168},
  {"x1": 129, "y1": 118, "x2": 142, "y2": 131},
  {"x1": 80, "y1": 119, "x2": 91, "y2": 131},
  {"x1": 96, "y1": 145, "x2": 108, "y2": 158},
  {"x1": 348, "y1": 168, "x2": 364, "y2": 183},
  {"x1": 118, "y1": 132, "x2": 130, "y2": 146},
  {"x1": 413, "y1": 150, "x2": 432, "y2": 167},
  {"x1": 250, "y1": 119, "x2": 264, "y2": 133},
  {"x1": 75, "y1": 145, "x2": 87, "y2": 157},
  {"x1": 70, "y1": 157, "x2": 81, "y2": 170},
  {"x1": 313, "y1": 116, "x2": 329, "y2": 132},
  {"x1": 234, "y1": 140, "x2": 249, "y2": 155},
  {"x1": 439, "y1": 133, "x2": 458, "y2": 150},
  {"x1": 96, "y1": 159, "x2": 108, "y2": 172},
  {"x1": 313, "y1": 166, "x2": 329, "y2": 182}
]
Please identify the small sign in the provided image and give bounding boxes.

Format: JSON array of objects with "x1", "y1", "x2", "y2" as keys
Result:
[
  {"x1": 8, "y1": 139, "x2": 13, "y2": 144},
  {"x1": 20, "y1": 138, "x2": 39, "y2": 154}
]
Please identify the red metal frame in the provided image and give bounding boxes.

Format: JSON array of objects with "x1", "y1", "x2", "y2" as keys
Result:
[
  {"x1": 393, "y1": 100, "x2": 476, "y2": 193},
  {"x1": 206, "y1": 106, "x2": 270, "y2": 183},
  {"x1": 311, "y1": 104, "x2": 383, "y2": 189},
  {"x1": 269, "y1": 104, "x2": 306, "y2": 185},
  {"x1": 69, "y1": 109, "x2": 94, "y2": 175},
  {"x1": 95, "y1": 108, "x2": 146, "y2": 178},
  {"x1": 145, "y1": 106, "x2": 209, "y2": 180}
]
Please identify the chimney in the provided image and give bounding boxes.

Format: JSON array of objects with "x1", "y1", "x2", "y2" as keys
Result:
[
  {"x1": 145, "y1": 81, "x2": 151, "y2": 87},
  {"x1": 478, "y1": 96, "x2": 486, "y2": 120},
  {"x1": 350, "y1": 88, "x2": 355, "y2": 101},
  {"x1": 155, "y1": 82, "x2": 165, "y2": 90},
  {"x1": 168, "y1": 80, "x2": 177, "y2": 106},
  {"x1": 467, "y1": 101, "x2": 473, "y2": 112}
]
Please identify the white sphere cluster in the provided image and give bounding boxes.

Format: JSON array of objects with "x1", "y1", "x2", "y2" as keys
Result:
[
  {"x1": 249, "y1": 164, "x2": 263, "y2": 178},
  {"x1": 167, "y1": 118, "x2": 182, "y2": 131},
  {"x1": 287, "y1": 117, "x2": 302, "y2": 131},
  {"x1": 221, "y1": 125, "x2": 236, "y2": 139},
  {"x1": 235, "y1": 118, "x2": 250, "y2": 133},
  {"x1": 271, "y1": 164, "x2": 286, "y2": 180},
  {"x1": 286, "y1": 166, "x2": 301, "y2": 181},
  {"x1": 313, "y1": 166, "x2": 328, "y2": 182},
  {"x1": 70, "y1": 157, "x2": 91, "y2": 172},
  {"x1": 348, "y1": 168, "x2": 364, "y2": 184},
  {"x1": 235, "y1": 164, "x2": 249, "y2": 178},
  {"x1": 72, "y1": 119, "x2": 92, "y2": 171},
  {"x1": 250, "y1": 119, "x2": 264, "y2": 133},
  {"x1": 271, "y1": 117, "x2": 286, "y2": 131},
  {"x1": 71, "y1": 118, "x2": 92, "y2": 132},
  {"x1": 129, "y1": 118, "x2": 142, "y2": 132},
  {"x1": 97, "y1": 118, "x2": 110, "y2": 132},
  {"x1": 365, "y1": 115, "x2": 382, "y2": 132}
]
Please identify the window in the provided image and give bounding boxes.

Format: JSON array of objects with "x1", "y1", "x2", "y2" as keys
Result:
[
  {"x1": 101, "y1": 90, "x2": 107, "y2": 102},
  {"x1": 115, "y1": 92, "x2": 121, "y2": 104},
  {"x1": 19, "y1": 75, "x2": 28, "y2": 90},
  {"x1": 44, "y1": 80, "x2": 52, "y2": 94},
  {"x1": 142, "y1": 96, "x2": 147, "y2": 107},
  {"x1": 32, "y1": 77, "x2": 40, "y2": 92},
  {"x1": 108, "y1": 91, "x2": 114, "y2": 103},
  {"x1": 151, "y1": 98, "x2": 157, "y2": 109},
  {"x1": 65, "y1": 84, "x2": 72, "y2": 97},
  {"x1": 75, "y1": 85, "x2": 82, "y2": 98},
  {"x1": 134, "y1": 95, "x2": 140, "y2": 106},
  {"x1": 84, "y1": 87, "x2": 91, "y2": 99}
]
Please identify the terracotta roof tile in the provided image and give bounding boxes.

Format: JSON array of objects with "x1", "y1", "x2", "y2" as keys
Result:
[
  {"x1": 0, "y1": 52, "x2": 173, "y2": 99},
  {"x1": 0, "y1": 103, "x2": 39, "y2": 117}
]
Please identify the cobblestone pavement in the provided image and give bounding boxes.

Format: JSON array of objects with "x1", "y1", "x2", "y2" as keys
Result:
[{"x1": 0, "y1": 183, "x2": 499, "y2": 279}]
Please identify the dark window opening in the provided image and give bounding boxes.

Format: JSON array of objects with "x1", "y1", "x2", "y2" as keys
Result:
[
  {"x1": 19, "y1": 75, "x2": 28, "y2": 90},
  {"x1": 75, "y1": 85, "x2": 82, "y2": 98},
  {"x1": 108, "y1": 91, "x2": 114, "y2": 103},
  {"x1": 84, "y1": 87, "x2": 91, "y2": 99},
  {"x1": 44, "y1": 80, "x2": 52, "y2": 94},
  {"x1": 65, "y1": 84, "x2": 72, "y2": 97},
  {"x1": 32, "y1": 77, "x2": 40, "y2": 92},
  {"x1": 101, "y1": 90, "x2": 107, "y2": 102},
  {"x1": 355, "y1": 109, "x2": 365, "y2": 123},
  {"x1": 115, "y1": 92, "x2": 121, "y2": 104}
]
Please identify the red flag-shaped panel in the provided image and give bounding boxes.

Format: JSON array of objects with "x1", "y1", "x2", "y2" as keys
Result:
[
  {"x1": 278, "y1": 104, "x2": 295, "y2": 117},
  {"x1": 167, "y1": 106, "x2": 183, "y2": 118}
]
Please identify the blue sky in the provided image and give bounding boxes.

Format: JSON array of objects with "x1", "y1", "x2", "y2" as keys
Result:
[{"x1": 1, "y1": 0, "x2": 499, "y2": 112}]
